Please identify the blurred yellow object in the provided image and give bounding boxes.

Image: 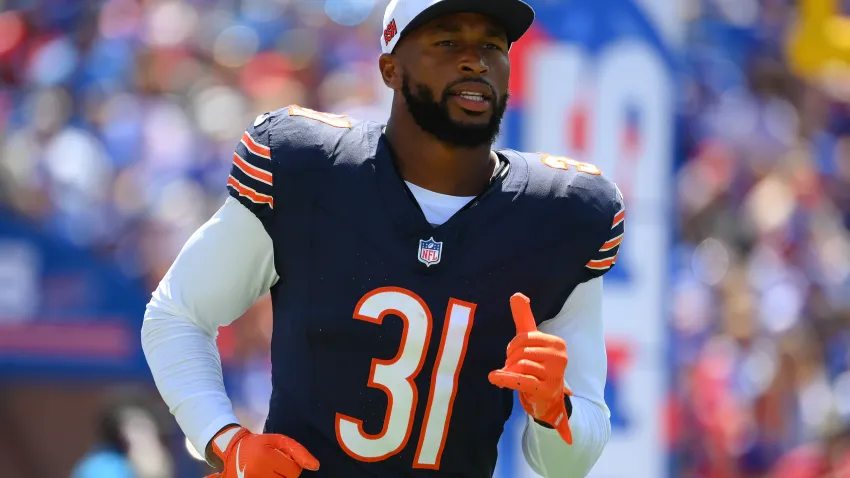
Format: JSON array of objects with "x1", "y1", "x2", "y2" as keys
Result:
[{"x1": 787, "y1": 0, "x2": 850, "y2": 78}]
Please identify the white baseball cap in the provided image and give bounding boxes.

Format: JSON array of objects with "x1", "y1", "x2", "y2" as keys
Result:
[{"x1": 381, "y1": 0, "x2": 535, "y2": 54}]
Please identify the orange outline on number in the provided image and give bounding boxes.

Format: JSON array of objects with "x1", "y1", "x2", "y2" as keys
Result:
[
  {"x1": 413, "y1": 298, "x2": 476, "y2": 469},
  {"x1": 335, "y1": 289, "x2": 478, "y2": 470},
  {"x1": 540, "y1": 154, "x2": 602, "y2": 175},
  {"x1": 335, "y1": 287, "x2": 432, "y2": 462},
  {"x1": 288, "y1": 104, "x2": 351, "y2": 128}
]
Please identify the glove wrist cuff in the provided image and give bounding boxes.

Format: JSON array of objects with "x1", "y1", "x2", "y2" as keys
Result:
[{"x1": 211, "y1": 425, "x2": 246, "y2": 459}]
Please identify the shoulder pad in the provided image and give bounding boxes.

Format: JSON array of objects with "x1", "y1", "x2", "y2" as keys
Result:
[
  {"x1": 265, "y1": 105, "x2": 364, "y2": 164},
  {"x1": 522, "y1": 151, "x2": 626, "y2": 278},
  {"x1": 226, "y1": 105, "x2": 375, "y2": 223}
]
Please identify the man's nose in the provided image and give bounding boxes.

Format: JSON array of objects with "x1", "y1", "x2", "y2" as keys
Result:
[{"x1": 457, "y1": 46, "x2": 489, "y2": 75}]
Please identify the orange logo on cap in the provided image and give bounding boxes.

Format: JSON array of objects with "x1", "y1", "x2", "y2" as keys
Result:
[{"x1": 384, "y1": 19, "x2": 398, "y2": 46}]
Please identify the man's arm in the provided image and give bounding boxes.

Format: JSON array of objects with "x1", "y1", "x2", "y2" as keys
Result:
[
  {"x1": 521, "y1": 182, "x2": 623, "y2": 476},
  {"x1": 141, "y1": 196, "x2": 278, "y2": 464},
  {"x1": 521, "y1": 277, "x2": 612, "y2": 477}
]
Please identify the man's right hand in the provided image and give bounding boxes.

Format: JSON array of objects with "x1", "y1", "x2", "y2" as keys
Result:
[{"x1": 204, "y1": 425, "x2": 320, "y2": 477}]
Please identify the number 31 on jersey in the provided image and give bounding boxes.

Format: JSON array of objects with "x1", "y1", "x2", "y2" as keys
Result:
[{"x1": 335, "y1": 287, "x2": 476, "y2": 470}]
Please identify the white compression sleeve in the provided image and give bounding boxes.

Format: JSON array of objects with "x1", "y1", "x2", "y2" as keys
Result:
[
  {"x1": 141, "y1": 197, "x2": 279, "y2": 456},
  {"x1": 521, "y1": 277, "x2": 612, "y2": 477}
]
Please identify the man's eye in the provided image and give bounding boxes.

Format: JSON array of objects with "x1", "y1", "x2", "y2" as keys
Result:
[
  {"x1": 436, "y1": 40, "x2": 456, "y2": 46},
  {"x1": 484, "y1": 43, "x2": 503, "y2": 50}
]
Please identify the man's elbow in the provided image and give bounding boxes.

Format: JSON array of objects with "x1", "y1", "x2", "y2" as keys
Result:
[{"x1": 141, "y1": 297, "x2": 217, "y2": 350}]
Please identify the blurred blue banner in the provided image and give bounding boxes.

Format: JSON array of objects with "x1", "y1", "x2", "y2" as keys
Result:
[{"x1": 0, "y1": 209, "x2": 149, "y2": 380}]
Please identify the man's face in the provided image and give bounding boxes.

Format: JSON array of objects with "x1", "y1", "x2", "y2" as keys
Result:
[{"x1": 394, "y1": 12, "x2": 511, "y2": 147}]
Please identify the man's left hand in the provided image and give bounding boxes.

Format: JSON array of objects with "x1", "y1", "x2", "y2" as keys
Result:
[{"x1": 488, "y1": 293, "x2": 573, "y2": 444}]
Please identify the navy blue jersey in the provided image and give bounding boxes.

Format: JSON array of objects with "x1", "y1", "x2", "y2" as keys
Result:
[{"x1": 226, "y1": 105, "x2": 624, "y2": 478}]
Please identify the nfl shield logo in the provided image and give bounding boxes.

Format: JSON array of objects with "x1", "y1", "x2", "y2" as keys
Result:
[{"x1": 418, "y1": 237, "x2": 443, "y2": 267}]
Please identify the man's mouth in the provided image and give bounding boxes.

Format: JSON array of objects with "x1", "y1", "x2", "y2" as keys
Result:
[
  {"x1": 454, "y1": 91, "x2": 489, "y2": 103},
  {"x1": 448, "y1": 83, "x2": 494, "y2": 113}
]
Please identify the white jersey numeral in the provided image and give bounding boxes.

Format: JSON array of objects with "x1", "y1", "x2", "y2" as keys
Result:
[{"x1": 334, "y1": 288, "x2": 476, "y2": 470}]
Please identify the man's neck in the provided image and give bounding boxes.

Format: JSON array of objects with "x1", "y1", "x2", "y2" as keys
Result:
[{"x1": 384, "y1": 117, "x2": 497, "y2": 197}]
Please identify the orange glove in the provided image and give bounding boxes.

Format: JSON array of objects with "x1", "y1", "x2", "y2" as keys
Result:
[
  {"x1": 488, "y1": 293, "x2": 573, "y2": 444},
  {"x1": 205, "y1": 426, "x2": 320, "y2": 478}
]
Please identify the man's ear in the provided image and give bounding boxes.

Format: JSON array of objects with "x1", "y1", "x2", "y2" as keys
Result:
[{"x1": 379, "y1": 53, "x2": 402, "y2": 90}]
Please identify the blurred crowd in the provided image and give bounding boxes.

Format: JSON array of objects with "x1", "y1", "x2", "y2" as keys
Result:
[
  {"x1": 671, "y1": 1, "x2": 850, "y2": 477},
  {"x1": 0, "y1": 0, "x2": 391, "y2": 292},
  {"x1": 0, "y1": 1, "x2": 392, "y2": 474},
  {"x1": 5, "y1": 0, "x2": 850, "y2": 477}
]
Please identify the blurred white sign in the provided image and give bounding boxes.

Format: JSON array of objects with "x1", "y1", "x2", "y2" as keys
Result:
[{"x1": 0, "y1": 240, "x2": 40, "y2": 322}]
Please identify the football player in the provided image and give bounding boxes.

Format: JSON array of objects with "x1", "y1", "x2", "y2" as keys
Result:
[{"x1": 141, "y1": 0, "x2": 624, "y2": 476}]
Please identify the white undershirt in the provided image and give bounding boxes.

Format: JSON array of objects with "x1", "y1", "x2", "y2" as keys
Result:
[
  {"x1": 404, "y1": 181, "x2": 476, "y2": 225},
  {"x1": 142, "y1": 189, "x2": 611, "y2": 477}
]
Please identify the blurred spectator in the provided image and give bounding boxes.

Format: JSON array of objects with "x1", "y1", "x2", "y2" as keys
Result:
[
  {"x1": 768, "y1": 424, "x2": 850, "y2": 478},
  {"x1": 71, "y1": 392, "x2": 173, "y2": 478},
  {"x1": 71, "y1": 400, "x2": 135, "y2": 478}
]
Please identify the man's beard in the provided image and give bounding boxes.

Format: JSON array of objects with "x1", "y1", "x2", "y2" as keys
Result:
[{"x1": 401, "y1": 73, "x2": 509, "y2": 148}]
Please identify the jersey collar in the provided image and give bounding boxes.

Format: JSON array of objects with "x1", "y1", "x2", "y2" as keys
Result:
[{"x1": 371, "y1": 123, "x2": 529, "y2": 238}]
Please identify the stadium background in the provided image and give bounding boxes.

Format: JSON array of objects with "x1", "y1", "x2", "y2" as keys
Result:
[{"x1": 2, "y1": 0, "x2": 850, "y2": 476}]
